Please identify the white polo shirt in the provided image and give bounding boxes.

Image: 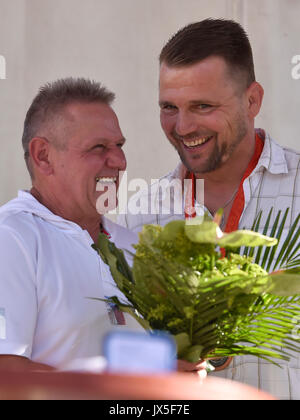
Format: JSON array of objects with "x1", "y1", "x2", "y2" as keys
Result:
[{"x1": 0, "y1": 191, "x2": 140, "y2": 370}]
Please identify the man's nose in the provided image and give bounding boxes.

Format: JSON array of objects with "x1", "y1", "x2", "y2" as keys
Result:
[
  {"x1": 175, "y1": 111, "x2": 198, "y2": 137},
  {"x1": 106, "y1": 148, "x2": 127, "y2": 170}
]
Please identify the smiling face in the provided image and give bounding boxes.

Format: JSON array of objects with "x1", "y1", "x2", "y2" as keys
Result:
[
  {"x1": 159, "y1": 57, "x2": 251, "y2": 175},
  {"x1": 48, "y1": 101, "x2": 126, "y2": 220}
]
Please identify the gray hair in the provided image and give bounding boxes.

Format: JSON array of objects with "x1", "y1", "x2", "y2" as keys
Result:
[{"x1": 22, "y1": 77, "x2": 115, "y2": 177}]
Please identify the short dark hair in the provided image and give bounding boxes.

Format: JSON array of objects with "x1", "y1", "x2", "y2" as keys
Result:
[
  {"x1": 159, "y1": 19, "x2": 255, "y2": 88},
  {"x1": 22, "y1": 77, "x2": 115, "y2": 177}
]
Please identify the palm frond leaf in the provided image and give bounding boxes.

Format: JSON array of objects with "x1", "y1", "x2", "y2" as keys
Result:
[{"x1": 241, "y1": 208, "x2": 300, "y2": 272}]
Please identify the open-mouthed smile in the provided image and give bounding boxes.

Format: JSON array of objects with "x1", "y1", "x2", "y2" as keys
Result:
[
  {"x1": 95, "y1": 176, "x2": 117, "y2": 184},
  {"x1": 182, "y1": 135, "x2": 213, "y2": 149}
]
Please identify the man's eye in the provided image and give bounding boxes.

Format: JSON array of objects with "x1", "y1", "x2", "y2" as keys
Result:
[
  {"x1": 161, "y1": 104, "x2": 177, "y2": 112},
  {"x1": 197, "y1": 104, "x2": 212, "y2": 110}
]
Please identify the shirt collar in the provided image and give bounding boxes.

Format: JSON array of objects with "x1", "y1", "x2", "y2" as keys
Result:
[{"x1": 251, "y1": 129, "x2": 288, "y2": 175}]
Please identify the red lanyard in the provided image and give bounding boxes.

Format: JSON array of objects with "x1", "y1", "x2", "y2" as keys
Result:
[
  {"x1": 184, "y1": 171, "x2": 197, "y2": 219},
  {"x1": 100, "y1": 223, "x2": 111, "y2": 239},
  {"x1": 224, "y1": 134, "x2": 264, "y2": 232}
]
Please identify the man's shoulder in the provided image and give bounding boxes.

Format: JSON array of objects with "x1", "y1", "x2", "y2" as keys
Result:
[
  {"x1": 0, "y1": 207, "x2": 39, "y2": 245},
  {"x1": 0, "y1": 194, "x2": 42, "y2": 244},
  {"x1": 266, "y1": 133, "x2": 300, "y2": 170},
  {"x1": 282, "y1": 146, "x2": 300, "y2": 170}
]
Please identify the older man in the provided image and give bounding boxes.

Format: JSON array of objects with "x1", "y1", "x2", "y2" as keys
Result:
[
  {"x1": 118, "y1": 20, "x2": 300, "y2": 399},
  {"x1": 0, "y1": 78, "x2": 141, "y2": 371},
  {"x1": 0, "y1": 78, "x2": 207, "y2": 378}
]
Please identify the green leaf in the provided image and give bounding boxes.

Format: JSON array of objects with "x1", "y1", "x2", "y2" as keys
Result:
[
  {"x1": 185, "y1": 218, "x2": 221, "y2": 243},
  {"x1": 160, "y1": 220, "x2": 185, "y2": 241},
  {"x1": 275, "y1": 215, "x2": 300, "y2": 270},
  {"x1": 184, "y1": 215, "x2": 277, "y2": 248},
  {"x1": 218, "y1": 230, "x2": 277, "y2": 248},
  {"x1": 93, "y1": 233, "x2": 134, "y2": 290},
  {"x1": 267, "y1": 268, "x2": 300, "y2": 295},
  {"x1": 254, "y1": 207, "x2": 274, "y2": 264},
  {"x1": 174, "y1": 332, "x2": 191, "y2": 356},
  {"x1": 260, "y1": 209, "x2": 282, "y2": 268},
  {"x1": 180, "y1": 345, "x2": 204, "y2": 363},
  {"x1": 244, "y1": 210, "x2": 263, "y2": 259}
]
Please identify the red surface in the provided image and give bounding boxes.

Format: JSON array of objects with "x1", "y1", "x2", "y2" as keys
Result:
[{"x1": 0, "y1": 370, "x2": 275, "y2": 400}]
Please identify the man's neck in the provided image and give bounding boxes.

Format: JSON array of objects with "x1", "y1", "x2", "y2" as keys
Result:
[
  {"x1": 30, "y1": 186, "x2": 101, "y2": 243},
  {"x1": 79, "y1": 220, "x2": 102, "y2": 243}
]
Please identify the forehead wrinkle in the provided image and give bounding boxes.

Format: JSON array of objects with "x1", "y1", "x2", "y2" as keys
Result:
[{"x1": 90, "y1": 136, "x2": 126, "y2": 145}]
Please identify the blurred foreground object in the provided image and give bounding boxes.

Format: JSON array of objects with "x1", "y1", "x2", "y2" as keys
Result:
[
  {"x1": 103, "y1": 330, "x2": 177, "y2": 374},
  {"x1": 0, "y1": 370, "x2": 275, "y2": 400}
]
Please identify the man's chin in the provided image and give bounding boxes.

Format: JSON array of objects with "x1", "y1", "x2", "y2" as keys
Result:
[
  {"x1": 95, "y1": 196, "x2": 118, "y2": 215},
  {"x1": 180, "y1": 156, "x2": 207, "y2": 175},
  {"x1": 179, "y1": 150, "x2": 224, "y2": 175},
  {"x1": 95, "y1": 183, "x2": 118, "y2": 215}
]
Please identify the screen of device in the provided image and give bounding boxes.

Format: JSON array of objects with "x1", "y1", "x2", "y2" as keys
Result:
[{"x1": 103, "y1": 330, "x2": 177, "y2": 374}]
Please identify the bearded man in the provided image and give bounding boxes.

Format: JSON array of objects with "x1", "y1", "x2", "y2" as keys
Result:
[{"x1": 118, "y1": 19, "x2": 300, "y2": 399}]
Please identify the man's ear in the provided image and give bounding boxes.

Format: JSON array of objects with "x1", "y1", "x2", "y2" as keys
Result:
[
  {"x1": 29, "y1": 137, "x2": 54, "y2": 176},
  {"x1": 246, "y1": 82, "x2": 264, "y2": 118}
]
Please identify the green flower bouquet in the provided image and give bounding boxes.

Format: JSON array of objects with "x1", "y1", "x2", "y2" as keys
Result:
[{"x1": 93, "y1": 209, "x2": 300, "y2": 365}]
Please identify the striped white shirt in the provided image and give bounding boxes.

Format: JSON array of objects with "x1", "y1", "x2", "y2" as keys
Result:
[{"x1": 117, "y1": 131, "x2": 300, "y2": 399}]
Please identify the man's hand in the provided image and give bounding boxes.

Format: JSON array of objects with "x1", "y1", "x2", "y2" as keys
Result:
[{"x1": 177, "y1": 359, "x2": 207, "y2": 380}]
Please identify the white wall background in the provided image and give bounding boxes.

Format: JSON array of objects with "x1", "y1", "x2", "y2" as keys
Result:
[{"x1": 0, "y1": 0, "x2": 299, "y2": 206}]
